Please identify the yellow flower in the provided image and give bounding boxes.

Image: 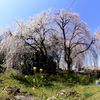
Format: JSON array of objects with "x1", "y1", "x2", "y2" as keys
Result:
[
  {"x1": 32, "y1": 87, "x2": 35, "y2": 90},
  {"x1": 32, "y1": 79, "x2": 35, "y2": 82},
  {"x1": 33, "y1": 67, "x2": 37, "y2": 70},
  {"x1": 20, "y1": 62, "x2": 24, "y2": 66},
  {"x1": 6, "y1": 91, "x2": 9, "y2": 94},
  {"x1": 40, "y1": 68, "x2": 43, "y2": 72},
  {"x1": 41, "y1": 76, "x2": 44, "y2": 78},
  {"x1": 4, "y1": 87, "x2": 6, "y2": 89},
  {"x1": 34, "y1": 85, "x2": 36, "y2": 88},
  {"x1": 60, "y1": 93, "x2": 64, "y2": 95},
  {"x1": 24, "y1": 75, "x2": 28, "y2": 78}
]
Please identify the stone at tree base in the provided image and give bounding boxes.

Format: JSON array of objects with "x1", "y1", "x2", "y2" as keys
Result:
[{"x1": 0, "y1": 65, "x2": 6, "y2": 73}]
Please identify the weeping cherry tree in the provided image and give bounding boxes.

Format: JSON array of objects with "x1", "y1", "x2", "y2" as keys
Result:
[{"x1": 49, "y1": 8, "x2": 98, "y2": 73}]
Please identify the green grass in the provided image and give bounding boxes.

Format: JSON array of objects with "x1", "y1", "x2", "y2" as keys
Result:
[{"x1": 0, "y1": 69, "x2": 100, "y2": 100}]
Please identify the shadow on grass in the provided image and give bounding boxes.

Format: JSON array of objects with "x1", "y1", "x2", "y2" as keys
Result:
[
  {"x1": 10, "y1": 74, "x2": 54, "y2": 88},
  {"x1": 84, "y1": 93, "x2": 94, "y2": 99},
  {"x1": 0, "y1": 79, "x2": 3, "y2": 83},
  {"x1": 10, "y1": 70, "x2": 96, "y2": 89},
  {"x1": 11, "y1": 74, "x2": 31, "y2": 87}
]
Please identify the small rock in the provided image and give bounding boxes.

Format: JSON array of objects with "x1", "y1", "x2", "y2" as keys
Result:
[
  {"x1": 56, "y1": 90, "x2": 71, "y2": 96},
  {"x1": 2, "y1": 86, "x2": 20, "y2": 95},
  {"x1": 46, "y1": 98, "x2": 56, "y2": 100},
  {"x1": 15, "y1": 95, "x2": 42, "y2": 100}
]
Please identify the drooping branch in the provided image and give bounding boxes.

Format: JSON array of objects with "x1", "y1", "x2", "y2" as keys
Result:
[{"x1": 73, "y1": 40, "x2": 94, "y2": 58}]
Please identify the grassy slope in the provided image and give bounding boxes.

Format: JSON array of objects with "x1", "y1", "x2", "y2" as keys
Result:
[{"x1": 0, "y1": 70, "x2": 100, "y2": 100}]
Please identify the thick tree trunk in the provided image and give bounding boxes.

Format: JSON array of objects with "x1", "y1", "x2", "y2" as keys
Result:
[
  {"x1": 67, "y1": 58, "x2": 72, "y2": 78},
  {"x1": 67, "y1": 62, "x2": 71, "y2": 74}
]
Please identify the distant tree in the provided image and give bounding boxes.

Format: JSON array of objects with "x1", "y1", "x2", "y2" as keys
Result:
[
  {"x1": 94, "y1": 28, "x2": 100, "y2": 49},
  {"x1": 93, "y1": 28, "x2": 100, "y2": 65},
  {"x1": 49, "y1": 8, "x2": 98, "y2": 73}
]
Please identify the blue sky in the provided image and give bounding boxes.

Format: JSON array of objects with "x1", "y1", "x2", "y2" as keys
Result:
[{"x1": 0, "y1": 0, "x2": 100, "y2": 34}]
